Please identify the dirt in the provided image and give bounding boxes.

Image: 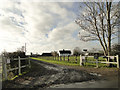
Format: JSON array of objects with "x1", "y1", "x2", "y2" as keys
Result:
[
  {"x1": 2, "y1": 59, "x2": 119, "y2": 89},
  {"x1": 61, "y1": 65, "x2": 119, "y2": 81}
]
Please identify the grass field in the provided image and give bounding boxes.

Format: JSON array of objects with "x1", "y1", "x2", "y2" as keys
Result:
[
  {"x1": 31, "y1": 56, "x2": 117, "y2": 68},
  {"x1": 32, "y1": 57, "x2": 79, "y2": 66}
]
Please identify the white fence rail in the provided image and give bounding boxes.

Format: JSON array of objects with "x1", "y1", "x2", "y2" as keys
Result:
[
  {"x1": 80, "y1": 55, "x2": 119, "y2": 68},
  {"x1": 2, "y1": 56, "x2": 31, "y2": 80}
]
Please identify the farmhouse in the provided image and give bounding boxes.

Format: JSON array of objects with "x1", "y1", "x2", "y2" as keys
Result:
[{"x1": 59, "y1": 49, "x2": 71, "y2": 56}]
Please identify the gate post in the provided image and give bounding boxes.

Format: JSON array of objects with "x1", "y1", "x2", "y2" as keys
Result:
[
  {"x1": 18, "y1": 56, "x2": 21, "y2": 75},
  {"x1": 28, "y1": 56, "x2": 31, "y2": 68},
  {"x1": 80, "y1": 55, "x2": 82, "y2": 66},
  {"x1": 116, "y1": 55, "x2": 119, "y2": 68},
  {"x1": 3, "y1": 57, "x2": 7, "y2": 80},
  {"x1": 96, "y1": 59, "x2": 98, "y2": 68}
]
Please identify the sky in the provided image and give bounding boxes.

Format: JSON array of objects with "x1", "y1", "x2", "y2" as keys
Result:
[{"x1": 0, "y1": 0, "x2": 119, "y2": 55}]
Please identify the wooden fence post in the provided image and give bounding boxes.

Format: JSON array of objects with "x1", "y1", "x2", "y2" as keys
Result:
[
  {"x1": 18, "y1": 56, "x2": 21, "y2": 75},
  {"x1": 64, "y1": 56, "x2": 65, "y2": 61},
  {"x1": 3, "y1": 57, "x2": 7, "y2": 80},
  {"x1": 76, "y1": 56, "x2": 77, "y2": 63},
  {"x1": 57, "y1": 55, "x2": 59, "y2": 61},
  {"x1": 60, "y1": 56, "x2": 62, "y2": 61},
  {"x1": 96, "y1": 59, "x2": 98, "y2": 68},
  {"x1": 116, "y1": 55, "x2": 119, "y2": 68},
  {"x1": 28, "y1": 56, "x2": 31, "y2": 68},
  {"x1": 68, "y1": 56, "x2": 69, "y2": 62}
]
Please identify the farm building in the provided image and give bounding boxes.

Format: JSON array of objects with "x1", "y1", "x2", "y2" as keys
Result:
[
  {"x1": 59, "y1": 49, "x2": 71, "y2": 56},
  {"x1": 30, "y1": 53, "x2": 40, "y2": 57},
  {"x1": 41, "y1": 53, "x2": 52, "y2": 56}
]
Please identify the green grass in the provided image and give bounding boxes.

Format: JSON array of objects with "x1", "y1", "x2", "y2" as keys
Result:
[
  {"x1": 8, "y1": 71, "x2": 29, "y2": 80},
  {"x1": 31, "y1": 57, "x2": 80, "y2": 66},
  {"x1": 31, "y1": 56, "x2": 117, "y2": 68}
]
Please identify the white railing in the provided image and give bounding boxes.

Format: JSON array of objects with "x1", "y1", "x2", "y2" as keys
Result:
[
  {"x1": 2, "y1": 56, "x2": 31, "y2": 80},
  {"x1": 80, "y1": 55, "x2": 119, "y2": 68}
]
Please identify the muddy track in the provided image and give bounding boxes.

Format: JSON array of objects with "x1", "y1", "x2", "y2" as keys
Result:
[{"x1": 2, "y1": 59, "x2": 99, "y2": 88}]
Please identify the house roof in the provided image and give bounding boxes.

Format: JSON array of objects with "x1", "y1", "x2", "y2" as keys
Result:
[{"x1": 59, "y1": 49, "x2": 71, "y2": 54}]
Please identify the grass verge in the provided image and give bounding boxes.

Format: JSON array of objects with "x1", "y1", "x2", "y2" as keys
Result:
[
  {"x1": 31, "y1": 57, "x2": 117, "y2": 68},
  {"x1": 31, "y1": 57, "x2": 80, "y2": 66}
]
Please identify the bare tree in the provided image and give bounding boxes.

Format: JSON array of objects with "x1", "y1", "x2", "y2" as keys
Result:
[
  {"x1": 73, "y1": 47, "x2": 82, "y2": 62},
  {"x1": 89, "y1": 48, "x2": 98, "y2": 53},
  {"x1": 75, "y1": 2, "x2": 120, "y2": 56},
  {"x1": 73, "y1": 47, "x2": 82, "y2": 56},
  {"x1": 17, "y1": 46, "x2": 25, "y2": 52},
  {"x1": 51, "y1": 51, "x2": 59, "y2": 60},
  {"x1": 111, "y1": 44, "x2": 120, "y2": 55}
]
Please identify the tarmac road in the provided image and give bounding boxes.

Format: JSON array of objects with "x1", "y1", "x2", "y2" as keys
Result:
[{"x1": 49, "y1": 79, "x2": 118, "y2": 88}]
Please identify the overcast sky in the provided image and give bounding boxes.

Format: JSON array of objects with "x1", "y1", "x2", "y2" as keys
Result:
[{"x1": 0, "y1": 1, "x2": 118, "y2": 54}]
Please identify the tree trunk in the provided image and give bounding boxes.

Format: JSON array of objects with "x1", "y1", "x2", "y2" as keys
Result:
[
  {"x1": 107, "y1": 2, "x2": 112, "y2": 56},
  {"x1": 94, "y1": 15, "x2": 107, "y2": 56}
]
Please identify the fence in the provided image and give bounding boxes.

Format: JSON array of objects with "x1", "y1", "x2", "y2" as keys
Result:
[
  {"x1": 38, "y1": 55, "x2": 120, "y2": 68},
  {"x1": 39, "y1": 56, "x2": 79, "y2": 62},
  {"x1": 80, "y1": 55, "x2": 119, "y2": 68},
  {"x1": 2, "y1": 56, "x2": 31, "y2": 80}
]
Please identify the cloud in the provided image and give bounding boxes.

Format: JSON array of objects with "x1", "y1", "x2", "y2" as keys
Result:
[{"x1": 0, "y1": 1, "x2": 101, "y2": 54}]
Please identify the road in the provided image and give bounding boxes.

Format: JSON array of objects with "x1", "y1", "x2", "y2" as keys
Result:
[
  {"x1": 49, "y1": 78, "x2": 118, "y2": 88},
  {"x1": 2, "y1": 59, "x2": 119, "y2": 89}
]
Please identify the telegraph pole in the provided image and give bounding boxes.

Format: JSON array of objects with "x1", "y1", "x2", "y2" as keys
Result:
[{"x1": 25, "y1": 43, "x2": 26, "y2": 55}]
